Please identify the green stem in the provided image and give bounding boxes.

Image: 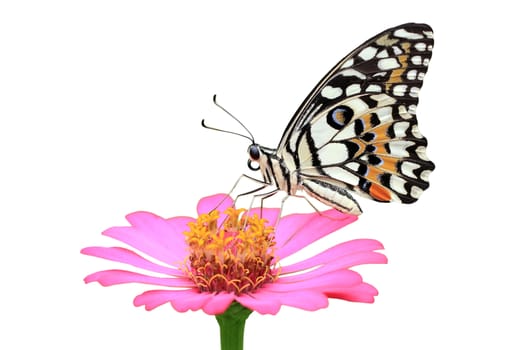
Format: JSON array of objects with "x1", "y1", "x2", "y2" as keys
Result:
[{"x1": 215, "y1": 302, "x2": 253, "y2": 350}]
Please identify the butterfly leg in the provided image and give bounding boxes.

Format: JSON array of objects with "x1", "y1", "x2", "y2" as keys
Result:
[
  {"x1": 241, "y1": 188, "x2": 280, "y2": 229},
  {"x1": 209, "y1": 174, "x2": 270, "y2": 213},
  {"x1": 230, "y1": 174, "x2": 272, "y2": 206},
  {"x1": 230, "y1": 174, "x2": 268, "y2": 194},
  {"x1": 247, "y1": 188, "x2": 279, "y2": 214}
]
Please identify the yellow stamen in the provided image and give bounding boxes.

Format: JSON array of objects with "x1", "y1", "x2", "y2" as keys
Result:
[{"x1": 183, "y1": 208, "x2": 278, "y2": 295}]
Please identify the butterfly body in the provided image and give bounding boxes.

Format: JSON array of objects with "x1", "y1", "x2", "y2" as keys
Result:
[{"x1": 242, "y1": 23, "x2": 435, "y2": 215}]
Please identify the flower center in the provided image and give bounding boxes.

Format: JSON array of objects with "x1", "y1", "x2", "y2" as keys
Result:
[{"x1": 183, "y1": 207, "x2": 278, "y2": 295}]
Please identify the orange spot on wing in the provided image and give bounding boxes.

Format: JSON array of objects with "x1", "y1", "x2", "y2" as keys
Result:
[
  {"x1": 369, "y1": 183, "x2": 391, "y2": 202},
  {"x1": 368, "y1": 123, "x2": 391, "y2": 141},
  {"x1": 386, "y1": 52, "x2": 410, "y2": 87},
  {"x1": 335, "y1": 110, "x2": 346, "y2": 123},
  {"x1": 377, "y1": 155, "x2": 399, "y2": 173},
  {"x1": 363, "y1": 167, "x2": 392, "y2": 202},
  {"x1": 361, "y1": 113, "x2": 374, "y2": 130}
]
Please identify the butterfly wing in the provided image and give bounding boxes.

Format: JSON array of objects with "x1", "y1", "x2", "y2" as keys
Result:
[{"x1": 278, "y1": 23, "x2": 434, "y2": 213}]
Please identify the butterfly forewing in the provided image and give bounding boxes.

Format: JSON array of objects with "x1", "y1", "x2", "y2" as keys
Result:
[
  {"x1": 275, "y1": 23, "x2": 435, "y2": 214},
  {"x1": 278, "y1": 23, "x2": 433, "y2": 154}
]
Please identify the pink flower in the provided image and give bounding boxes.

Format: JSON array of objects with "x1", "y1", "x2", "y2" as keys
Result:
[{"x1": 81, "y1": 194, "x2": 387, "y2": 315}]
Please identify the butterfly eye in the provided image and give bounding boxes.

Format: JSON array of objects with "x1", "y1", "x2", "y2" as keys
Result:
[
  {"x1": 248, "y1": 144, "x2": 260, "y2": 161},
  {"x1": 247, "y1": 145, "x2": 261, "y2": 171},
  {"x1": 247, "y1": 159, "x2": 260, "y2": 171}
]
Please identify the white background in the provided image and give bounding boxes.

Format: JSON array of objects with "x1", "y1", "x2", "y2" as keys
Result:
[{"x1": 1, "y1": 1, "x2": 523, "y2": 349}]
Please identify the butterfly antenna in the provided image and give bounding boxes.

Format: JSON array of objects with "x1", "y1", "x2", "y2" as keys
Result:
[
  {"x1": 200, "y1": 119, "x2": 254, "y2": 142},
  {"x1": 201, "y1": 94, "x2": 256, "y2": 143}
]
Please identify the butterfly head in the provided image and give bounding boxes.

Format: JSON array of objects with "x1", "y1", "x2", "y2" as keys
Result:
[
  {"x1": 247, "y1": 143, "x2": 276, "y2": 170},
  {"x1": 246, "y1": 143, "x2": 280, "y2": 187},
  {"x1": 247, "y1": 144, "x2": 261, "y2": 171}
]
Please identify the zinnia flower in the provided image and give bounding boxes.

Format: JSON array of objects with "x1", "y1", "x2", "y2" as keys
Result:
[{"x1": 81, "y1": 194, "x2": 386, "y2": 316}]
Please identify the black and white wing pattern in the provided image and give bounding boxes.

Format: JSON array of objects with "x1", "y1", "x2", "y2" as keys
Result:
[{"x1": 274, "y1": 23, "x2": 435, "y2": 214}]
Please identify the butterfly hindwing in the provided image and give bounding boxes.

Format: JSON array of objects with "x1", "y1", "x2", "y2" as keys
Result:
[
  {"x1": 298, "y1": 92, "x2": 433, "y2": 205},
  {"x1": 278, "y1": 23, "x2": 434, "y2": 212}
]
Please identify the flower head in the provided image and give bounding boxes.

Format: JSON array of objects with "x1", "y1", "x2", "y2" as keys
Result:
[
  {"x1": 183, "y1": 207, "x2": 277, "y2": 295},
  {"x1": 82, "y1": 194, "x2": 387, "y2": 315}
]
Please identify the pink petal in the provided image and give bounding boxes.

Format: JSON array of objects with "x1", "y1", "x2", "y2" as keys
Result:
[
  {"x1": 165, "y1": 216, "x2": 196, "y2": 247},
  {"x1": 239, "y1": 289, "x2": 329, "y2": 314},
  {"x1": 275, "y1": 209, "x2": 358, "y2": 259},
  {"x1": 234, "y1": 293, "x2": 282, "y2": 315},
  {"x1": 270, "y1": 290, "x2": 328, "y2": 311},
  {"x1": 265, "y1": 270, "x2": 363, "y2": 292},
  {"x1": 197, "y1": 193, "x2": 233, "y2": 213},
  {"x1": 236, "y1": 289, "x2": 329, "y2": 315},
  {"x1": 81, "y1": 246, "x2": 185, "y2": 276},
  {"x1": 326, "y1": 283, "x2": 379, "y2": 303},
  {"x1": 134, "y1": 290, "x2": 185, "y2": 310},
  {"x1": 84, "y1": 269, "x2": 195, "y2": 287},
  {"x1": 202, "y1": 293, "x2": 236, "y2": 315},
  {"x1": 103, "y1": 212, "x2": 191, "y2": 265},
  {"x1": 133, "y1": 289, "x2": 211, "y2": 311},
  {"x1": 281, "y1": 252, "x2": 386, "y2": 284},
  {"x1": 196, "y1": 193, "x2": 236, "y2": 228},
  {"x1": 134, "y1": 289, "x2": 235, "y2": 315},
  {"x1": 171, "y1": 291, "x2": 216, "y2": 312},
  {"x1": 280, "y1": 239, "x2": 386, "y2": 275}
]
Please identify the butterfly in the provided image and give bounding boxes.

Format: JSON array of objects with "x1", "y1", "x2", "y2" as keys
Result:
[{"x1": 205, "y1": 23, "x2": 435, "y2": 215}]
